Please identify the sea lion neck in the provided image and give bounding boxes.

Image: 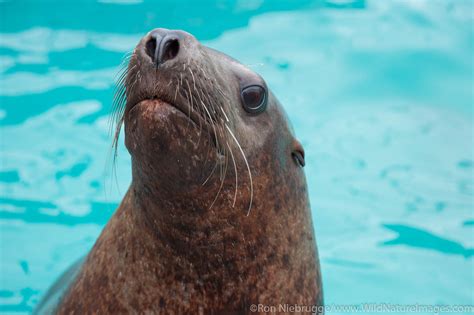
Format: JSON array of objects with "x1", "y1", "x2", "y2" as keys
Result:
[{"x1": 123, "y1": 180, "x2": 261, "y2": 288}]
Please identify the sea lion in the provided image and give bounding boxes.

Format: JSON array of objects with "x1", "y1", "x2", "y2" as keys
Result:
[{"x1": 35, "y1": 28, "x2": 323, "y2": 314}]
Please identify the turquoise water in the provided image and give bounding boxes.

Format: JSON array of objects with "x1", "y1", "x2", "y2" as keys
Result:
[{"x1": 0, "y1": 0, "x2": 473, "y2": 314}]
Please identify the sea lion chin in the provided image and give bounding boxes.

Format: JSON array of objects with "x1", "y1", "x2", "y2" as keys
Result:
[
  {"x1": 35, "y1": 28, "x2": 324, "y2": 315},
  {"x1": 125, "y1": 98, "x2": 221, "y2": 195}
]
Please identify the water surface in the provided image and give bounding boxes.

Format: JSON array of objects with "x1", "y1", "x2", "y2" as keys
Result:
[{"x1": 0, "y1": 0, "x2": 473, "y2": 314}]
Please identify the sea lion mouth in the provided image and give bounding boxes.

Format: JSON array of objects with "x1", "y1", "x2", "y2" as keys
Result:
[
  {"x1": 130, "y1": 96, "x2": 197, "y2": 126},
  {"x1": 130, "y1": 96, "x2": 219, "y2": 149}
]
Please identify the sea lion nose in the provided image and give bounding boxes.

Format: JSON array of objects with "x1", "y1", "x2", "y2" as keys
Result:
[{"x1": 145, "y1": 32, "x2": 180, "y2": 66}]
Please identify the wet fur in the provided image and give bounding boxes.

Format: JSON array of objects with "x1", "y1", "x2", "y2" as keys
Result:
[{"x1": 36, "y1": 29, "x2": 323, "y2": 314}]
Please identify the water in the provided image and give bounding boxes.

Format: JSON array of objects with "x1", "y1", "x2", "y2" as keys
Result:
[{"x1": 0, "y1": 0, "x2": 473, "y2": 314}]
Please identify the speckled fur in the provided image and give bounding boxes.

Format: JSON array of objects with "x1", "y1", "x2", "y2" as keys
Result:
[{"x1": 52, "y1": 29, "x2": 323, "y2": 314}]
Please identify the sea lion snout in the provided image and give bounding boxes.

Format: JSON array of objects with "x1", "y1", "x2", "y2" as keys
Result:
[
  {"x1": 138, "y1": 28, "x2": 196, "y2": 68},
  {"x1": 144, "y1": 29, "x2": 181, "y2": 66}
]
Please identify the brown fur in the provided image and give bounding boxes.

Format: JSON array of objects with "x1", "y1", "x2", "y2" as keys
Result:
[{"x1": 48, "y1": 28, "x2": 323, "y2": 314}]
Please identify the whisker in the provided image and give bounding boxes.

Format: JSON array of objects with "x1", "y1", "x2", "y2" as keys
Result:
[
  {"x1": 208, "y1": 144, "x2": 228, "y2": 210},
  {"x1": 226, "y1": 141, "x2": 238, "y2": 207},
  {"x1": 220, "y1": 106, "x2": 230, "y2": 122},
  {"x1": 225, "y1": 124, "x2": 253, "y2": 216},
  {"x1": 184, "y1": 79, "x2": 194, "y2": 130},
  {"x1": 201, "y1": 159, "x2": 219, "y2": 186}
]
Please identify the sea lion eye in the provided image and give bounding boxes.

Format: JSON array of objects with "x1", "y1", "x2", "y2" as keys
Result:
[
  {"x1": 241, "y1": 85, "x2": 267, "y2": 114},
  {"x1": 292, "y1": 150, "x2": 305, "y2": 167}
]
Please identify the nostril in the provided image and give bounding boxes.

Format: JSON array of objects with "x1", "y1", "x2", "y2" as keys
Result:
[
  {"x1": 145, "y1": 37, "x2": 157, "y2": 61},
  {"x1": 144, "y1": 33, "x2": 180, "y2": 66},
  {"x1": 159, "y1": 38, "x2": 179, "y2": 64}
]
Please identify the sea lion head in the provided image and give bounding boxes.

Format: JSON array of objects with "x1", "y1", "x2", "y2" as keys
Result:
[
  {"x1": 113, "y1": 28, "x2": 307, "y2": 216},
  {"x1": 110, "y1": 29, "x2": 322, "y2": 306}
]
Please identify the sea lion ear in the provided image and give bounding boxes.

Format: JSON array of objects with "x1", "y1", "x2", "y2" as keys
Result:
[{"x1": 291, "y1": 140, "x2": 305, "y2": 167}]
